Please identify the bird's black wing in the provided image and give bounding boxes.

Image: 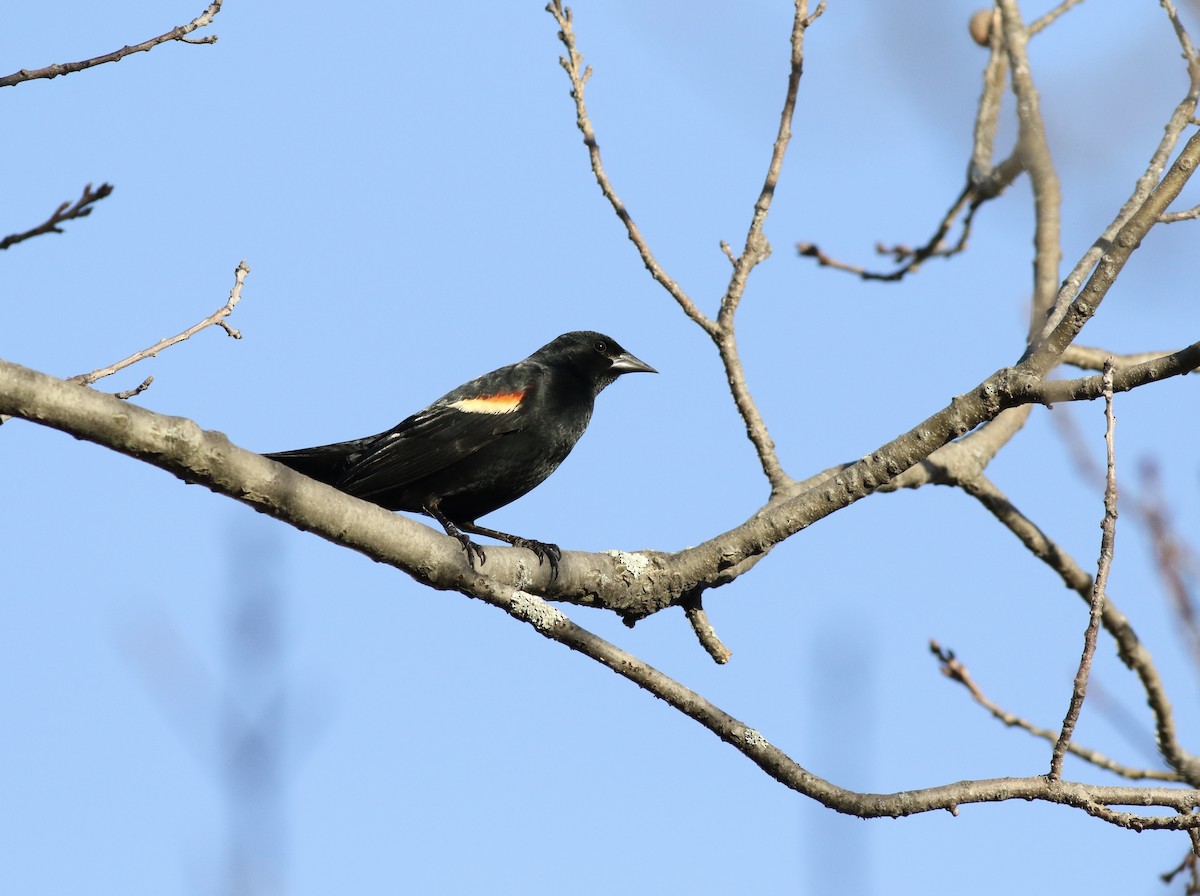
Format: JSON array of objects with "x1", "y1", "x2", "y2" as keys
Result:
[{"x1": 334, "y1": 397, "x2": 524, "y2": 500}]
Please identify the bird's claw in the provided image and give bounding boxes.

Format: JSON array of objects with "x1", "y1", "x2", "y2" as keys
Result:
[
  {"x1": 454, "y1": 533, "x2": 487, "y2": 569},
  {"x1": 511, "y1": 538, "x2": 562, "y2": 580}
]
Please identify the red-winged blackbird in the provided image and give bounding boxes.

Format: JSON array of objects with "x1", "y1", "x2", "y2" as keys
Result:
[{"x1": 266, "y1": 331, "x2": 656, "y2": 577}]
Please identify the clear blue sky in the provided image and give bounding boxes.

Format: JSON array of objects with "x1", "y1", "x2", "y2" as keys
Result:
[{"x1": 3, "y1": 2, "x2": 1199, "y2": 893}]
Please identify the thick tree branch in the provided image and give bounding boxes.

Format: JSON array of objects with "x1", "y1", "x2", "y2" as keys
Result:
[
  {"x1": 7, "y1": 122, "x2": 1192, "y2": 621},
  {"x1": 996, "y1": 0, "x2": 1063, "y2": 333},
  {"x1": 0, "y1": 183, "x2": 114, "y2": 250},
  {"x1": 1040, "y1": 0, "x2": 1200, "y2": 342},
  {"x1": 0, "y1": 1, "x2": 224, "y2": 88},
  {"x1": 1, "y1": 124, "x2": 1194, "y2": 626},
  {"x1": 4, "y1": 360, "x2": 1200, "y2": 827},
  {"x1": 1033, "y1": 339, "x2": 1200, "y2": 404}
]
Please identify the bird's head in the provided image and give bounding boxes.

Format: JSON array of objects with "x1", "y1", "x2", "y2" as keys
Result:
[{"x1": 537, "y1": 331, "x2": 657, "y2": 394}]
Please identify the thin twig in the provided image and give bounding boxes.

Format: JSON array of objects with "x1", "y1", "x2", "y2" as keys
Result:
[
  {"x1": 545, "y1": 2, "x2": 714, "y2": 336},
  {"x1": 1160, "y1": 850, "x2": 1198, "y2": 885},
  {"x1": 0, "y1": 1, "x2": 223, "y2": 88},
  {"x1": 0, "y1": 260, "x2": 249, "y2": 425},
  {"x1": 959, "y1": 473, "x2": 1200, "y2": 782},
  {"x1": 1028, "y1": 0, "x2": 1088, "y2": 35},
  {"x1": 1049, "y1": 360, "x2": 1116, "y2": 779},
  {"x1": 930, "y1": 641, "x2": 1178, "y2": 781},
  {"x1": 1160, "y1": 203, "x2": 1200, "y2": 223},
  {"x1": 712, "y1": 0, "x2": 824, "y2": 493},
  {"x1": 682, "y1": 593, "x2": 732, "y2": 664},
  {"x1": 795, "y1": 157, "x2": 1020, "y2": 282},
  {"x1": 71, "y1": 260, "x2": 249, "y2": 387},
  {"x1": 0, "y1": 183, "x2": 114, "y2": 250},
  {"x1": 547, "y1": 1, "x2": 812, "y2": 492},
  {"x1": 718, "y1": 0, "x2": 825, "y2": 324},
  {"x1": 1138, "y1": 462, "x2": 1200, "y2": 673},
  {"x1": 1061, "y1": 344, "x2": 1180, "y2": 371}
]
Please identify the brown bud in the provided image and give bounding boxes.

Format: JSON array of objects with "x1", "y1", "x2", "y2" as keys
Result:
[{"x1": 969, "y1": 8, "x2": 997, "y2": 46}]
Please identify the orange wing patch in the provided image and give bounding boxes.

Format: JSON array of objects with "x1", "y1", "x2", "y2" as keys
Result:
[{"x1": 449, "y1": 390, "x2": 526, "y2": 414}]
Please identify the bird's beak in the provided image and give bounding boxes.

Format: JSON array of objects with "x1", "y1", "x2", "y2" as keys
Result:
[{"x1": 610, "y1": 351, "x2": 658, "y2": 375}]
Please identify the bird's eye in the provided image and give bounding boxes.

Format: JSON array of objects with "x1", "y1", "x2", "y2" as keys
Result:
[{"x1": 594, "y1": 340, "x2": 607, "y2": 353}]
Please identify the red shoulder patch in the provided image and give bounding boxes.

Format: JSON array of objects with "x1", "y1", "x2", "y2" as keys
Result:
[{"x1": 448, "y1": 390, "x2": 526, "y2": 415}]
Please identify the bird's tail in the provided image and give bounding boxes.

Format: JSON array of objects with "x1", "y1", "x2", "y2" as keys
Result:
[{"x1": 264, "y1": 447, "x2": 348, "y2": 485}]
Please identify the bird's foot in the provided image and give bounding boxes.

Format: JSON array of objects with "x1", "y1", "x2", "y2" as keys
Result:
[
  {"x1": 509, "y1": 538, "x2": 562, "y2": 580},
  {"x1": 452, "y1": 532, "x2": 487, "y2": 569}
]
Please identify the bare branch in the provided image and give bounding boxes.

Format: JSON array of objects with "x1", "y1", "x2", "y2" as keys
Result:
[
  {"x1": 7, "y1": 363, "x2": 1200, "y2": 827},
  {"x1": 1028, "y1": 0, "x2": 1088, "y2": 35},
  {"x1": 711, "y1": 0, "x2": 825, "y2": 493},
  {"x1": 112, "y1": 376, "x2": 155, "y2": 401},
  {"x1": 0, "y1": 260, "x2": 249, "y2": 425},
  {"x1": 930, "y1": 640, "x2": 1178, "y2": 781},
  {"x1": 718, "y1": 0, "x2": 825, "y2": 324},
  {"x1": 1032, "y1": 339, "x2": 1200, "y2": 404},
  {"x1": 0, "y1": 183, "x2": 114, "y2": 250},
  {"x1": 995, "y1": 0, "x2": 1063, "y2": 334},
  {"x1": 547, "y1": 2, "x2": 818, "y2": 493},
  {"x1": 1061, "y1": 344, "x2": 1182, "y2": 371},
  {"x1": 1050, "y1": 361, "x2": 1117, "y2": 779},
  {"x1": 795, "y1": 156, "x2": 1022, "y2": 282},
  {"x1": 1138, "y1": 463, "x2": 1200, "y2": 672},
  {"x1": 1024, "y1": 129, "x2": 1200, "y2": 368},
  {"x1": 545, "y1": 1, "x2": 714, "y2": 335},
  {"x1": 1160, "y1": 850, "x2": 1199, "y2": 886},
  {"x1": 1040, "y1": 0, "x2": 1200, "y2": 342},
  {"x1": 682, "y1": 593, "x2": 732, "y2": 664},
  {"x1": 0, "y1": 1, "x2": 224, "y2": 89},
  {"x1": 72, "y1": 260, "x2": 249, "y2": 388},
  {"x1": 960, "y1": 473, "x2": 1200, "y2": 783}
]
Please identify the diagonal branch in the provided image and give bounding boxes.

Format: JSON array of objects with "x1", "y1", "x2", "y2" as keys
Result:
[
  {"x1": 547, "y1": 3, "x2": 822, "y2": 494},
  {"x1": 960, "y1": 472, "x2": 1200, "y2": 783},
  {"x1": 794, "y1": 0, "x2": 1070, "y2": 284},
  {"x1": 930, "y1": 640, "x2": 1179, "y2": 782},
  {"x1": 710, "y1": 0, "x2": 823, "y2": 494},
  {"x1": 1038, "y1": 0, "x2": 1200, "y2": 344},
  {"x1": 545, "y1": 1, "x2": 713, "y2": 335},
  {"x1": 1032, "y1": 339, "x2": 1200, "y2": 404},
  {"x1": 0, "y1": 261, "x2": 249, "y2": 425},
  {"x1": 717, "y1": 0, "x2": 825, "y2": 326},
  {"x1": 4, "y1": 361, "x2": 1200, "y2": 827},
  {"x1": 1050, "y1": 360, "x2": 1118, "y2": 779},
  {"x1": 0, "y1": 1, "x2": 224, "y2": 89},
  {"x1": 0, "y1": 183, "x2": 114, "y2": 250}
]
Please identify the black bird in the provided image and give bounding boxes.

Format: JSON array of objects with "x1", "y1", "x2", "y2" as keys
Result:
[{"x1": 265, "y1": 331, "x2": 656, "y2": 577}]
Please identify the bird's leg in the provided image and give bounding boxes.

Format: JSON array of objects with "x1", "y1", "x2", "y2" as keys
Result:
[
  {"x1": 424, "y1": 502, "x2": 487, "y2": 569},
  {"x1": 457, "y1": 522, "x2": 562, "y2": 580}
]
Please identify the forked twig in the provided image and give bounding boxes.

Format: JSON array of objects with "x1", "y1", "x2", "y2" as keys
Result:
[
  {"x1": 0, "y1": 1, "x2": 224, "y2": 88},
  {"x1": 545, "y1": 1, "x2": 713, "y2": 335},
  {"x1": 0, "y1": 261, "x2": 250, "y2": 425},
  {"x1": 0, "y1": 183, "x2": 114, "y2": 250}
]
